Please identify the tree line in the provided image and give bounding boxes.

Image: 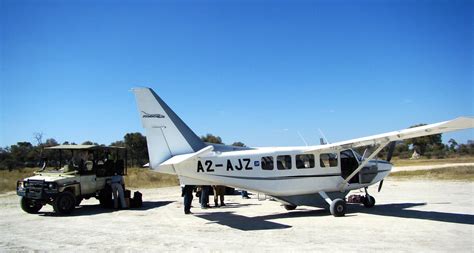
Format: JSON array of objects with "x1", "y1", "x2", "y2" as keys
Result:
[
  {"x1": 0, "y1": 132, "x2": 247, "y2": 170},
  {"x1": 1, "y1": 128, "x2": 473, "y2": 170}
]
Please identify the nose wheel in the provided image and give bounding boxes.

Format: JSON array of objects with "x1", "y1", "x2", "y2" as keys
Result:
[{"x1": 363, "y1": 187, "x2": 376, "y2": 208}]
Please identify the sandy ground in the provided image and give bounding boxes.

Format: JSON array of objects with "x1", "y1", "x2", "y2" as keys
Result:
[
  {"x1": 0, "y1": 177, "x2": 473, "y2": 252},
  {"x1": 392, "y1": 163, "x2": 474, "y2": 172}
]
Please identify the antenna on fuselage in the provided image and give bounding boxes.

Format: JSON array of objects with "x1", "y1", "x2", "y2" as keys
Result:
[
  {"x1": 297, "y1": 131, "x2": 309, "y2": 146},
  {"x1": 318, "y1": 129, "x2": 330, "y2": 145}
]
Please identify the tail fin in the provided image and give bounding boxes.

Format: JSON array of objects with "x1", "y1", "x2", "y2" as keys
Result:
[{"x1": 132, "y1": 88, "x2": 206, "y2": 171}]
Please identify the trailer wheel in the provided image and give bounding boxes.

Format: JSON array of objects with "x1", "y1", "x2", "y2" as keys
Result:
[
  {"x1": 330, "y1": 198, "x2": 346, "y2": 217},
  {"x1": 53, "y1": 192, "x2": 76, "y2": 215},
  {"x1": 20, "y1": 197, "x2": 43, "y2": 214}
]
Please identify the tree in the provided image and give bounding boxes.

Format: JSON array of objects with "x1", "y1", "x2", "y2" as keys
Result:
[
  {"x1": 201, "y1": 134, "x2": 223, "y2": 144},
  {"x1": 0, "y1": 147, "x2": 15, "y2": 170},
  {"x1": 394, "y1": 142, "x2": 410, "y2": 159},
  {"x1": 124, "y1": 133, "x2": 148, "y2": 167},
  {"x1": 44, "y1": 138, "x2": 59, "y2": 147},
  {"x1": 110, "y1": 140, "x2": 125, "y2": 147},
  {"x1": 10, "y1": 142, "x2": 33, "y2": 163},
  {"x1": 231, "y1": 142, "x2": 246, "y2": 147},
  {"x1": 405, "y1": 124, "x2": 442, "y2": 155},
  {"x1": 458, "y1": 143, "x2": 474, "y2": 156},
  {"x1": 33, "y1": 132, "x2": 44, "y2": 146},
  {"x1": 448, "y1": 138, "x2": 458, "y2": 152},
  {"x1": 81, "y1": 141, "x2": 98, "y2": 145}
]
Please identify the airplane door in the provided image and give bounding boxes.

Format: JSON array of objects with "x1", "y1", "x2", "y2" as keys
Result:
[{"x1": 340, "y1": 150, "x2": 360, "y2": 184}]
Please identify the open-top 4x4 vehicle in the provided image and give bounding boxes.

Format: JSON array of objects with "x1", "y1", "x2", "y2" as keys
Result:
[{"x1": 17, "y1": 145, "x2": 127, "y2": 215}]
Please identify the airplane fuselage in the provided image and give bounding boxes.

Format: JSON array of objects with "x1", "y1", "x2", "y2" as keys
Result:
[{"x1": 159, "y1": 146, "x2": 392, "y2": 196}]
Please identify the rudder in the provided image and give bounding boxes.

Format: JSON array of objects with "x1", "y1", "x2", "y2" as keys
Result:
[{"x1": 132, "y1": 88, "x2": 206, "y2": 171}]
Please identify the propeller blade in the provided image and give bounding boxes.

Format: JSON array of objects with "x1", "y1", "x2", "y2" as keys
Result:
[
  {"x1": 386, "y1": 141, "x2": 396, "y2": 162},
  {"x1": 378, "y1": 180, "x2": 384, "y2": 192}
]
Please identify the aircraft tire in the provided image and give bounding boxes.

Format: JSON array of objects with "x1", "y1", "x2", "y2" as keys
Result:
[
  {"x1": 284, "y1": 205, "x2": 297, "y2": 210},
  {"x1": 330, "y1": 198, "x2": 346, "y2": 217},
  {"x1": 363, "y1": 196, "x2": 376, "y2": 208}
]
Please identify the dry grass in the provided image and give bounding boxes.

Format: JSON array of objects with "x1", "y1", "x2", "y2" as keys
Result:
[
  {"x1": 0, "y1": 167, "x2": 179, "y2": 194},
  {"x1": 0, "y1": 168, "x2": 37, "y2": 194},
  {"x1": 124, "y1": 167, "x2": 179, "y2": 189},
  {"x1": 389, "y1": 166, "x2": 474, "y2": 181},
  {"x1": 391, "y1": 156, "x2": 474, "y2": 166}
]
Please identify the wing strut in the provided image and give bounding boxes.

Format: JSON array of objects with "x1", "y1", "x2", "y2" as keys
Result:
[{"x1": 338, "y1": 141, "x2": 390, "y2": 191}]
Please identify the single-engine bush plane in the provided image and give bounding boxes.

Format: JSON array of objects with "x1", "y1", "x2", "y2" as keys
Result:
[{"x1": 132, "y1": 87, "x2": 473, "y2": 217}]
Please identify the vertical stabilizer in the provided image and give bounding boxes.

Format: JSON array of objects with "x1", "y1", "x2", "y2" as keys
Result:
[{"x1": 132, "y1": 88, "x2": 206, "y2": 171}]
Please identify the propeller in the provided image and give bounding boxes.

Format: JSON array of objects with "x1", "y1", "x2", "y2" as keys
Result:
[
  {"x1": 378, "y1": 141, "x2": 396, "y2": 192},
  {"x1": 386, "y1": 141, "x2": 396, "y2": 163}
]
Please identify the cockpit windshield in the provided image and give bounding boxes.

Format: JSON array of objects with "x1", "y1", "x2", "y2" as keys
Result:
[{"x1": 353, "y1": 150, "x2": 363, "y2": 162}]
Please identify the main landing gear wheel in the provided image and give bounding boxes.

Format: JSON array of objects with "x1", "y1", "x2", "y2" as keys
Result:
[
  {"x1": 330, "y1": 198, "x2": 346, "y2": 217},
  {"x1": 284, "y1": 205, "x2": 297, "y2": 210},
  {"x1": 363, "y1": 195, "x2": 376, "y2": 208}
]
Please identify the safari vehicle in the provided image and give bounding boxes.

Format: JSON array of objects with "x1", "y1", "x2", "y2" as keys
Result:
[{"x1": 16, "y1": 145, "x2": 127, "y2": 215}]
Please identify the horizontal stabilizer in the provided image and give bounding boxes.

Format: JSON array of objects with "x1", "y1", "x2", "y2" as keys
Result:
[{"x1": 161, "y1": 145, "x2": 214, "y2": 166}]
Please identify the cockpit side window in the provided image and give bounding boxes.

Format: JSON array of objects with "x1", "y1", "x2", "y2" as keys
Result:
[{"x1": 320, "y1": 153, "x2": 338, "y2": 167}]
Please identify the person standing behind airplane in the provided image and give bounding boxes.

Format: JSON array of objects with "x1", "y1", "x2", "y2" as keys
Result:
[
  {"x1": 213, "y1": 185, "x2": 226, "y2": 207},
  {"x1": 241, "y1": 190, "x2": 250, "y2": 199},
  {"x1": 200, "y1": 185, "x2": 211, "y2": 209},
  {"x1": 182, "y1": 185, "x2": 195, "y2": 214}
]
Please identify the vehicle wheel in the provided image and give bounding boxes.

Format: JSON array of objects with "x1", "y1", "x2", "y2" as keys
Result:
[
  {"x1": 75, "y1": 197, "x2": 83, "y2": 206},
  {"x1": 330, "y1": 198, "x2": 346, "y2": 217},
  {"x1": 99, "y1": 185, "x2": 113, "y2": 208},
  {"x1": 53, "y1": 192, "x2": 76, "y2": 215},
  {"x1": 363, "y1": 195, "x2": 376, "y2": 208},
  {"x1": 284, "y1": 205, "x2": 297, "y2": 210},
  {"x1": 20, "y1": 197, "x2": 43, "y2": 214}
]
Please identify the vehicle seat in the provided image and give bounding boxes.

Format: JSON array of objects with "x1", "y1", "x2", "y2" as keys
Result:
[
  {"x1": 85, "y1": 161, "x2": 93, "y2": 172},
  {"x1": 63, "y1": 164, "x2": 71, "y2": 172}
]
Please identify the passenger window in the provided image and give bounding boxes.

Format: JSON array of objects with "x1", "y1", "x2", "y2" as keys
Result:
[
  {"x1": 261, "y1": 156, "x2": 274, "y2": 170},
  {"x1": 296, "y1": 154, "x2": 315, "y2": 169},
  {"x1": 320, "y1": 153, "x2": 338, "y2": 167},
  {"x1": 277, "y1": 155, "x2": 292, "y2": 170}
]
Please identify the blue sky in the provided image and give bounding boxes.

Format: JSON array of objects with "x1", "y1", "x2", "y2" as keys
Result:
[{"x1": 1, "y1": 0, "x2": 473, "y2": 147}]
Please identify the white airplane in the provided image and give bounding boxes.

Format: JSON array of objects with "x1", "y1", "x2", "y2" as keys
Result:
[{"x1": 132, "y1": 87, "x2": 474, "y2": 217}]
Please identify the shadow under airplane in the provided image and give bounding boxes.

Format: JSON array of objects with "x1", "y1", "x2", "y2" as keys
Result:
[
  {"x1": 351, "y1": 202, "x2": 474, "y2": 225},
  {"x1": 195, "y1": 202, "x2": 473, "y2": 231}
]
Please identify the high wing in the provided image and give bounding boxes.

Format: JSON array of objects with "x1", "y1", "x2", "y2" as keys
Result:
[{"x1": 305, "y1": 117, "x2": 474, "y2": 153}]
